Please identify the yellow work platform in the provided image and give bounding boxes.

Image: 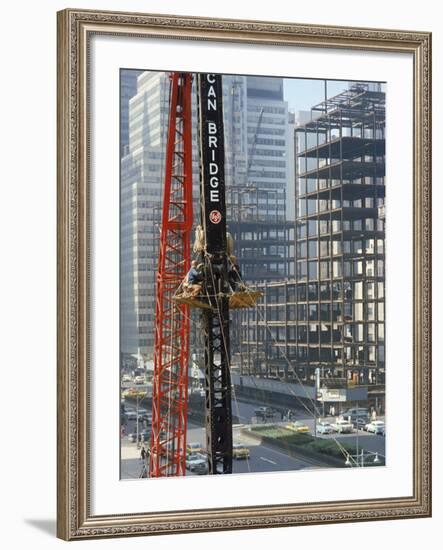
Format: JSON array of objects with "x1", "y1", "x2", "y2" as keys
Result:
[{"x1": 173, "y1": 290, "x2": 263, "y2": 310}]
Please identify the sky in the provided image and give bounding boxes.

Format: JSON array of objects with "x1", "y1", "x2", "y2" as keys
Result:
[
  {"x1": 283, "y1": 78, "x2": 350, "y2": 113},
  {"x1": 122, "y1": 69, "x2": 382, "y2": 118}
]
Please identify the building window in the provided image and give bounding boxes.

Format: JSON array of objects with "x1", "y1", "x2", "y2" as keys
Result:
[
  {"x1": 367, "y1": 302, "x2": 376, "y2": 321},
  {"x1": 320, "y1": 304, "x2": 330, "y2": 321},
  {"x1": 297, "y1": 283, "x2": 307, "y2": 301},
  {"x1": 354, "y1": 281, "x2": 363, "y2": 300},
  {"x1": 297, "y1": 261, "x2": 307, "y2": 280},
  {"x1": 368, "y1": 323, "x2": 376, "y2": 342},
  {"x1": 307, "y1": 221, "x2": 317, "y2": 237},
  {"x1": 320, "y1": 283, "x2": 330, "y2": 300},
  {"x1": 320, "y1": 241, "x2": 330, "y2": 257},
  {"x1": 308, "y1": 261, "x2": 318, "y2": 280},
  {"x1": 354, "y1": 303, "x2": 364, "y2": 321},
  {"x1": 308, "y1": 304, "x2": 318, "y2": 321},
  {"x1": 333, "y1": 260, "x2": 342, "y2": 278},
  {"x1": 308, "y1": 283, "x2": 318, "y2": 300},
  {"x1": 320, "y1": 261, "x2": 330, "y2": 278},
  {"x1": 308, "y1": 241, "x2": 318, "y2": 258},
  {"x1": 297, "y1": 242, "x2": 307, "y2": 258},
  {"x1": 378, "y1": 302, "x2": 385, "y2": 321}
]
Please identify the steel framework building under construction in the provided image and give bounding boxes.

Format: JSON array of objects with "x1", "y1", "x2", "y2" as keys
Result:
[{"x1": 236, "y1": 83, "x2": 386, "y2": 412}]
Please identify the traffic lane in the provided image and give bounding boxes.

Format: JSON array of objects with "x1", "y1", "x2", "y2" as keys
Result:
[
  {"x1": 232, "y1": 442, "x2": 320, "y2": 474},
  {"x1": 187, "y1": 444, "x2": 319, "y2": 476},
  {"x1": 123, "y1": 419, "x2": 385, "y2": 457},
  {"x1": 230, "y1": 399, "x2": 306, "y2": 423},
  {"x1": 185, "y1": 425, "x2": 320, "y2": 475}
]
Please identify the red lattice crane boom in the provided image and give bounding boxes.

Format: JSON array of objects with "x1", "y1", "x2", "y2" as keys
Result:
[{"x1": 150, "y1": 73, "x2": 193, "y2": 477}]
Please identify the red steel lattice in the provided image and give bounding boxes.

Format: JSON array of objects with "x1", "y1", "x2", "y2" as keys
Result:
[{"x1": 150, "y1": 73, "x2": 193, "y2": 477}]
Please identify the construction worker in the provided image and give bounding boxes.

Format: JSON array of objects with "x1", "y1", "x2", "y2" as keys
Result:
[
  {"x1": 229, "y1": 255, "x2": 243, "y2": 292},
  {"x1": 185, "y1": 260, "x2": 204, "y2": 297}
]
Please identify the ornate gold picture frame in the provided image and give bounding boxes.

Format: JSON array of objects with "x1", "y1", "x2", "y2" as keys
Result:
[{"x1": 57, "y1": 8, "x2": 431, "y2": 540}]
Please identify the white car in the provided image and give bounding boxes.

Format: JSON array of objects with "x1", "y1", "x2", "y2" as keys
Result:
[
  {"x1": 365, "y1": 420, "x2": 385, "y2": 435},
  {"x1": 316, "y1": 421, "x2": 333, "y2": 435},
  {"x1": 331, "y1": 419, "x2": 354, "y2": 433},
  {"x1": 124, "y1": 409, "x2": 137, "y2": 420},
  {"x1": 185, "y1": 453, "x2": 207, "y2": 471}
]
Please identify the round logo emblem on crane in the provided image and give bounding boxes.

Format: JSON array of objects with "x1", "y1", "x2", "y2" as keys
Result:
[{"x1": 209, "y1": 210, "x2": 222, "y2": 224}]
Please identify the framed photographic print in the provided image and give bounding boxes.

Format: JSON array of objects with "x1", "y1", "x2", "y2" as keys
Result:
[{"x1": 57, "y1": 8, "x2": 431, "y2": 540}]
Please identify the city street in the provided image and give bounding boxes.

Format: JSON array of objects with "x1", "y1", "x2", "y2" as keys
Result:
[
  {"x1": 121, "y1": 421, "x2": 322, "y2": 479},
  {"x1": 121, "y1": 396, "x2": 386, "y2": 479}
]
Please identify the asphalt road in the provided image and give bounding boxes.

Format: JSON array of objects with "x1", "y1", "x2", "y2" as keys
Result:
[
  {"x1": 121, "y1": 423, "x2": 320, "y2": 479},
  {"x1": 120, "y1": 397, "x2": 386, "y2": 479}
]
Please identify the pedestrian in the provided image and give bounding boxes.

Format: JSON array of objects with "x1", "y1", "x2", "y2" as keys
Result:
[{"x1": 140, "y1": 445, "x2": 146, "y2": 462}]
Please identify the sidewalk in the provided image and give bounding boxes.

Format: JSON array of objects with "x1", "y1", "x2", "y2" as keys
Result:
[{"x1": 121, "y1": 439, "x2": 144, "y2": 460}]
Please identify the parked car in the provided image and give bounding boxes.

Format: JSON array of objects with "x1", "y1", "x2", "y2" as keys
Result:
[
  {"x1": 232, "y1": 443, "x2": 250, "y2": 459},
  {"x1": 127, "y1": 431, "x2": 150, "y2": 443},
  {"x1": 186, "y1": 442, "x2": 204, "y2": 455},
  {"x1": 331, "y1": 419, "x2": 354, "y2": 434},
  {"x1": 186, "y1": 453, "x2": 207, "y2": 471},
  {"x1": 352, "y1": 417, "x2": 367, "y2": 430},
  {"x1": 316, "y1": 421, "x2": 333, "y2": 435},
  {"x1": 125, "y1": 409, "x2": 137, "y2": 421},
  {"x1": 365, "y1": 420, "x2": 385, "y2": 435},
  {"x1": 286, "y1": 420, "x2": 310, "y2": 433},
  {"x1": 140, "y1": 413, "x2": 152, "y2": 424},
  {"x1": 192, "y1": 461, "x2": 209, "y2": 475},
  {"x1": 342, "y1": 407, "x2": 370, "y2": 423}
]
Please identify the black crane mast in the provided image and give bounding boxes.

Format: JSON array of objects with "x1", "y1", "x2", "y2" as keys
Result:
[{"x1": 197, "y1": 73, "x2": 233, "y2": 474}]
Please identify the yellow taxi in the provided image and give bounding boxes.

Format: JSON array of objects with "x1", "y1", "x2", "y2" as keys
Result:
[
  {"x1": 186, "y1": 442, "x2": 204, "y2": 455},
  {"x1": 285, "y1": 420, "x2": 310, "y2": 433},
  {"x1": 232, "y1": 443, "x2": 250, "y2": 459}
]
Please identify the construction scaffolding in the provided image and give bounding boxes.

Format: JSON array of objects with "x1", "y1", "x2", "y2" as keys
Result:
[{"x1": 238, "y1": 83, "x2": 386, "y2": 411}]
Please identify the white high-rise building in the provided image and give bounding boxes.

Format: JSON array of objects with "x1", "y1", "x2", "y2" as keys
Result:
[
  {"x1": 120, "y1": 70, "x2": 143, "y2": 157},
  {"x1": 121, "y1": 71, "x2": 293, "y2": 358}
]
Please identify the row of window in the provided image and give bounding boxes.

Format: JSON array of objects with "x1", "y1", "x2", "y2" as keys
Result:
[
  {"x1": 248, "y1": 105, "x2": 286, "y2": 114},
  {"x1": 246, "y1": 338, "x2": 385, "y2": 364},
  {"x1": 297, "y1": 197, "x2": 383, "y2": 217},
  {"x1": 261, "y1": 280, "x2": 384, "y2": 303},
  {"x1": 297, "y1": 238, "x2": 384, "y2": 258},
  {"x1": 248, "y1": 170, "x2": 286, "y2": 179},
  {"x1": 296, "y1": 176, "x2": 385, "y2": 195},
  {"x1": 296, "y1": 258, "x2": 384, "y2": 280},
  {"x1": 296, "y1": 218, "x2": 384, "y2": 237},
  {"x1": 247, "y1": 126, "x2": 286, "y2": 136},
  {"x1": 252, "y1": 301, "x2": 385, "y2": 322},
  {"x1": 247, "y1": 115, "x2": 286, "y2": 126}
]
